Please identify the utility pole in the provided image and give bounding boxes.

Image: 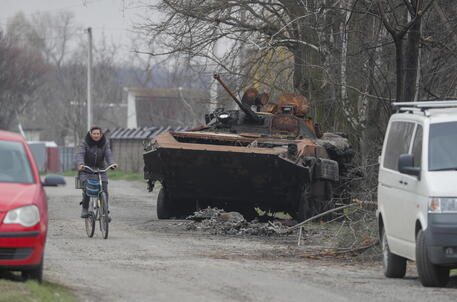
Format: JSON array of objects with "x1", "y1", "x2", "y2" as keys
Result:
[{"x1": 87, "y1": 27, "x2": 93, "y2": 131}]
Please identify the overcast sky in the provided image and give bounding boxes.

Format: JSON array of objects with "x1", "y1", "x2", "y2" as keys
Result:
[{"x1": 0, "y1": 0, "x2": 148, "y2": 50}]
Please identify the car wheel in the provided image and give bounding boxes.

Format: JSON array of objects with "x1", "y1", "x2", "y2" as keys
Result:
[
  {"x1": 22, "y1": 256, "x2": 43, "y2": 283},
  {"x1": 157, "y1": 187, "x2": 172, "y2": 219},
  {"x1": 416, "y1": 229, "x2": 450, "y2": 287},
  {"x1": 382, "y1": 227, "x2": 406, "y2": 278}
]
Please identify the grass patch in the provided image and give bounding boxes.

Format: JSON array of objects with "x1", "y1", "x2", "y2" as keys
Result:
[
  {"x1": 0, "y1": 278, "x2": 76, "y2": 302},
  {"x1": 56, "y1": 169, "x2": 144, "y2": 182},
  {"x1": 103, "y1": 169, "x2": 144, "y2": 182}
]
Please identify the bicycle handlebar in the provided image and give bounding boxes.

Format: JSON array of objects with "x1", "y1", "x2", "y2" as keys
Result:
[{"x1": 82, "y1": 164, "x2": 117, "y2": 174}]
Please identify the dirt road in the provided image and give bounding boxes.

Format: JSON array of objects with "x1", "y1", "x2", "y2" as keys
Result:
[{"x1": 44, "y1": 178, "x2": 457, "y2": 302}]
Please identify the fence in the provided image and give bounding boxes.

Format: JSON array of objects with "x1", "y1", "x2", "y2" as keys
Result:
[
  {"x1": 28, "y1": 141, "x2": 65, "y2": 173},
  {"x1": 59, "y1": 146, "x2": 76, "y2": 172}
]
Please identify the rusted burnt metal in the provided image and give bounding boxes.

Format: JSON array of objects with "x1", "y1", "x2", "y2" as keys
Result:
[
  {"x1": 143, "y1": 75, "x2": 353, "y2": 222},
  {"x1": 241, "y1": 88, "x2": 258, "y2": 106},
  {"x1": 213, "y1": 73, "x2": 262, "y2": 123},
  {"x1": 277, "y1": 94, "x2": 310, "y2": 117},
  {"x1": 241, "y1": 88, "x2": 269, "y2": 108}
]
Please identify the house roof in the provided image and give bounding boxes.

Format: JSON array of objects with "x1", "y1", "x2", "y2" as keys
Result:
[{"x1": 109, "y1": 126, "x2": 189, "y2": 140}]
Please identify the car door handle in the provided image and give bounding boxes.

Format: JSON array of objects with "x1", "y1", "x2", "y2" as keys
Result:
[{"x1": 399, "y1": 180, "x2": 408, "y2": 185}]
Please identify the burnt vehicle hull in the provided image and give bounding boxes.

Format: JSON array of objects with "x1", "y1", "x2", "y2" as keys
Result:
[
  {"x1": 144, "y1": 130, "x2": 344, "y2": 220},
  {"x1": 144, "y1": 134, "x2": 310, "y2": 214}
]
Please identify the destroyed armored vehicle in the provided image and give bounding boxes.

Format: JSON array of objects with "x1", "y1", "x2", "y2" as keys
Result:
[{"x1": 143, "y1": 74, "x2": 353, "y2": 221}]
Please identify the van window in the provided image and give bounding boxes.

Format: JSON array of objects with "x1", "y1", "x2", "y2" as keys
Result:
[
  {"x1": 383, "y1": 121, "x2": 415, "y2": 170},
  {"x1": 429, "y1": 121, "x2": 457, "y2": 171},
  {"x1": 411, "y1": 125, "x2": 423, "y2": 167}
]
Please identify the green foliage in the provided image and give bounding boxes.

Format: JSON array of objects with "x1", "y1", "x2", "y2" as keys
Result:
[
  {"x1": 0, "y1": 279, "x2": 76, "y2": 302},
  {"x1": 255, "y1": 208, "x2": 292, "y2": 220}
]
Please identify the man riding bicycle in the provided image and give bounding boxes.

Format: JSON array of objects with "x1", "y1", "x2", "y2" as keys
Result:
[{"x1": 76, "y1": 126, "x2": 118, "y2": 219}]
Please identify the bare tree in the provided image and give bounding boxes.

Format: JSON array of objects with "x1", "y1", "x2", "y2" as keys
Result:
[
  {"x1": 137, "y1": 0, "x2": 325, "y2": 96},
  {"x1": 0, "y1": 31, "x2": 47, "y2": 130},
  {"x1": 4, "y1": 11, "x2": 129, "y2": 144},
  {"x1": 418, "y1": 1, "x2": 457, "y2": 100},
  {"x1": 377, "y1": 0, "x2": 435, "y2": 102}
]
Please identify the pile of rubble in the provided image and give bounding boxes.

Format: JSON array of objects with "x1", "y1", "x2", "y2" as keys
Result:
[{"x1": 185, "y1": 207, "x2": 290, "y2": 236}]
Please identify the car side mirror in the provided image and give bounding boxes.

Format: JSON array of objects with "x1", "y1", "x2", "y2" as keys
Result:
[
  {"x1": 42, "y1": 174, "x2": 66, "y2": 186},
  {"x1": 398, "y1": 154, "x2": 420, "y2": 179}
]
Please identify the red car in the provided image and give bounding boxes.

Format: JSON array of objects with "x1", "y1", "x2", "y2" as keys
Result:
[{"x1": 0, "y1": 130, "x2": 65, "y2": 282}]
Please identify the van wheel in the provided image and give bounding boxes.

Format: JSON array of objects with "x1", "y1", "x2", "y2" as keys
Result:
[
  {"x1": 156, "y1": 187, "x2": 172, "y2": 219},
  {"x1": 416, "y1": 229, "x2": 450, "y2": 287},
  {"x1": 382, "y1": 228, "x2": 406, "y2": 278}
]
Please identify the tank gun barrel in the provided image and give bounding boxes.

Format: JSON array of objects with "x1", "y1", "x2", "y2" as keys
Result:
[{"x1": 213, "y1": 73, "x2": 262, "y2": 123}]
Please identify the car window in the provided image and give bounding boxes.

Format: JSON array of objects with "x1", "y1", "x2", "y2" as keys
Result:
[
  {"x1": 429, "y1": 121, "x2": 457, "y2": 171},
  {"x1": 383, "y1": 121, "x2": 415, "y2": 170},
  {"x1": 0, "y1": 140, "x2": 35, "y2": 184},
  {"x1": 411, "y1": 125, "x2": 423, "y2": 168}
]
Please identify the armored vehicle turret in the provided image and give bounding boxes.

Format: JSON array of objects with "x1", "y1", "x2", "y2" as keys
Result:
[{"x1": 143, "y1": 74, "x2": 353, "y2": 221}]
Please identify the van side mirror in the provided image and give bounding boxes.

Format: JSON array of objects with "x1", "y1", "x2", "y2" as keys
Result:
[{"x1": 398, "y1": 154, "x2": 420, "y2": 179}]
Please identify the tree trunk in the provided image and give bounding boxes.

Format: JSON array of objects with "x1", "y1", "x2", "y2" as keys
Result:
[
  {"x1": 403, "y1": 16, "x2": 422, "y2": 102},
  {"x1": 340, "y1": 0, "x2": 359, "y2": 129},
  {"x1": 394, "y1": 37, "x2": 405, "y2": 101},
  {"x1": 359, "y1": 17, "x2": 383, "y2": 173},
  {"x1": 292, "y1": 48, "x2": 308, "y2": 95}
]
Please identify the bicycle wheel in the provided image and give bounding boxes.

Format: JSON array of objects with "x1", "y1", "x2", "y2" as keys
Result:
[
  {"x1": 99, "y1": 192, "x2": 109, "y2": 239},
  {"x1": 85, "y1": 212, "x2": 95, "y2": 238}
]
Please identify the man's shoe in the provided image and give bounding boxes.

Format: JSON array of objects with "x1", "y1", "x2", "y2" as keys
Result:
[{"x1": 81, "y1": 208, "x2": 89, "y2": 218}]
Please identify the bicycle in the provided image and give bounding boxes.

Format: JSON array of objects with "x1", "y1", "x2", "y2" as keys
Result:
[{"x1": 81, "y1": 164, "x2": 116, "y2": 239}]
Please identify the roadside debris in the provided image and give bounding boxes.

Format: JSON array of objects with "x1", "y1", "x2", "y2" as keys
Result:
[
  {"x1": 299, "y1": 241, "x2": 379, "y2": 259},
  {"x1": 183, "y1": 203, "x2": 380, "y2": 261},
  {"x1": 186, "y1": 207, "x2": 291, "y2": 236}
]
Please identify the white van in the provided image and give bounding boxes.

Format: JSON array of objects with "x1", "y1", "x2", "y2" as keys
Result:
[{"x1": 377, "y1": 101, "x2": 457, "y2": 287}]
